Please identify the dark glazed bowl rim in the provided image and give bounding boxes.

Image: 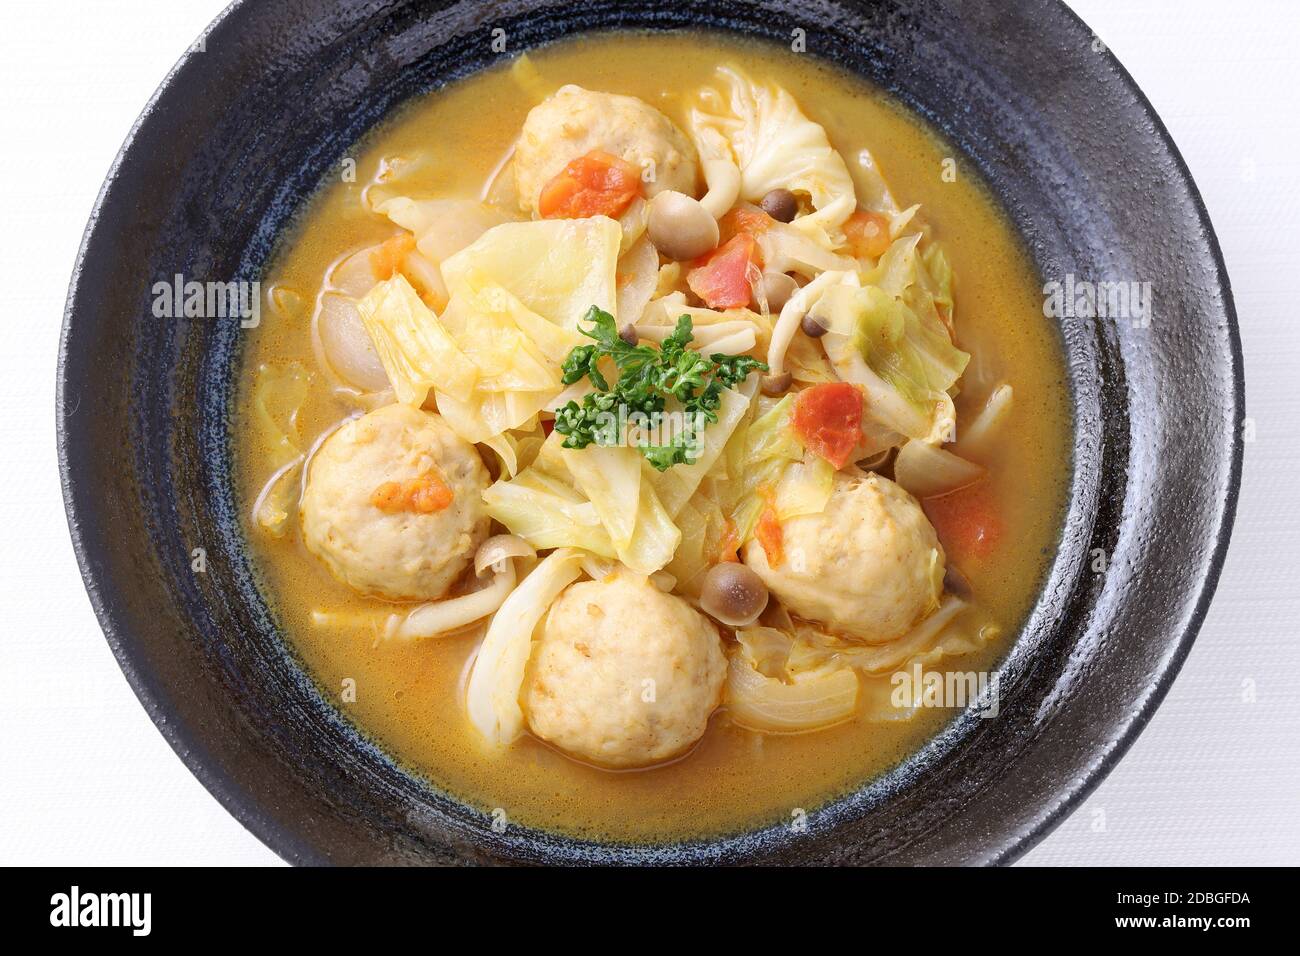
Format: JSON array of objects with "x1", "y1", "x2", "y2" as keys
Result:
[{"x1": 58, "y1": 0, "x2": 1243, "y2": 866}]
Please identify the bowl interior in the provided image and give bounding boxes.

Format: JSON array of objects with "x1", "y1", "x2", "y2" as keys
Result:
[{"x1": 59, "y1": 0, "x2": 1241, "y2": 864}]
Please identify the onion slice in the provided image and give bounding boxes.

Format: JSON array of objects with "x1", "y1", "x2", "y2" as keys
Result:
[
  {"x1": 953, "y1": 383, "x2": 1013, "y2": 462},
  {"x1": 466, "y1": 548, "x2": 584, "y2": 746},
  {"x1": 893, "y1": 440, "x2": 985, "y2": 499},
  {"x1": 474, "y1": 534, "x2": 536, "y2": 577},
  {"x1": 725, "y1": 656, "x2": 859, "y2": 734}
]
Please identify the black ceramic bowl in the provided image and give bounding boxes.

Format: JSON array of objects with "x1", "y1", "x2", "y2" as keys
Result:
[{"x1": 58, "y1": 0, "x2": 1241, "y2": 865}]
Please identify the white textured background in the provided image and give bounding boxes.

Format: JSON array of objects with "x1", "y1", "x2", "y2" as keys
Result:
[{"x1": 0, "y1": 0, "x2": 1295, "y2": 866}]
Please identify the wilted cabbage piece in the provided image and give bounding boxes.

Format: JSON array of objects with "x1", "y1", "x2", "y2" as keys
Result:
[
  {"x1": 691, "y1": 65, "x2": 857, "y2": 247},
  {"x1": 440, "y1": 216, "x2": 622, "y2": 331},
  {"x1": 376, "y1": 197, "x2": 509, "y2": 267},
  {"x1": 250, "y1": 361, "x2": 312, "y2": 536},
  {"x1": 560, "y1": 444, "x2": 681, "y2": 576},
  {"x1": 484, "y1": 429, "x2": 683, "y2": 575},
  {"x1": 356, "y1": 274, "x2": 478, "y2": 406},
  {"x1": 815, "y1": 235, "x2": 969, "y2": 443}
]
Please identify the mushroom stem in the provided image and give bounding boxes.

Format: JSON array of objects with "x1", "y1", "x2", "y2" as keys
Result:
[
  {"x1": 699, "y1": 158, "x2": 741, "y2": 219},
  {"x1": 385, "y1": 559, "x2": 518, "y2": 641}
]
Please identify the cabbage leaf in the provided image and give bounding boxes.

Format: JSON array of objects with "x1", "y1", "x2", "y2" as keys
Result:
[
  {"x1": 355, "y1": 274, "x2": 478, "y2": 406},
  {"x1": 440, "y1": 217, "x2": 622, "y2": 331},
  {"x1": 816, "y1": 235, "x2": 969, "y2": 443},
  {"x1": 691, "y1": 66, "x2": 856, "y2": 243}
]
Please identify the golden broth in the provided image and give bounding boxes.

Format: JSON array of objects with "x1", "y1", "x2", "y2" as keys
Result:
[{"x1": 236, "y1": 31, "x2": 1071, "y2": 843}]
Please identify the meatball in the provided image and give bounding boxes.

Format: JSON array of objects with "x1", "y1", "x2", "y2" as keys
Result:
[
  {"x1": 524, "y1": 573, "x2": 726, "y2": 768},
  {"x1": 743, "y1": 472, "x2": 944, "y2": 643},
  {"x1": 514, "y1": 85, "x2": 699, "y2": 216},
  {"x1": 300, "y1": 404, "x2": 489, "y2": 601}
]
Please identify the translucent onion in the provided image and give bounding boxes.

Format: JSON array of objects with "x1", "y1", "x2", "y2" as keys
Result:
[
  {"x1": 314, "y1": 291, "x2": 390, "y2": 393},
  {"x1": 474, "y1": 534, "x2": 536, "y2": 577},
  {"x1": 465, "y1": 548, "x2": 585, "y2": 747},
  {"x1": 725, "y1": 654, "x2": 859, "y2": 734},
  {"x1": 580, "y1": 553, "x2": 618, "y2": 582},
  {"x1": 893, "y1": 440, "x2": 985, "y2": 499},
  {"x1": 701, "y1": 327, "x2": 757, "y2": 357},
  {"x1": 953, "y1": 383, "x2": 1013, "y2": 462}
]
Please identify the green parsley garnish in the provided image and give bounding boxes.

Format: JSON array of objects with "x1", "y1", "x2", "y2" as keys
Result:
[{"x1": 553, "y1": 306, "x2": 767, "y2": 471}]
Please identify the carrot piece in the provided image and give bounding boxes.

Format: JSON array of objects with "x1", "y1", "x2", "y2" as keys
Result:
[
  {"x1": 538, "y1": 150, "x2": 643, "y2": 219},
  {"x1": 791, "y1": 382, "x2": 864, "y2": 469},
  {"x1": 922, "y1": 480, "x2": 1002, "y2": 561},
  {"x1": 370, "y1": 234, "x2": 416, "y2": 280},
  {"x1": 843, "y1": 210, "x2": 891, "y2": 259},
  {"x1": 686, "y1": 234, "x2": 762, "y2": 309},
  {"x1": 370, "y1": 473, "x2": 454, "y2": 514}
]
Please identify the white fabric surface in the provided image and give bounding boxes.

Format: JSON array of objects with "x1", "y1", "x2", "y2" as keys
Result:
[{"x1": 0, "y1": 0, "x2": 1294, "y2": 866}]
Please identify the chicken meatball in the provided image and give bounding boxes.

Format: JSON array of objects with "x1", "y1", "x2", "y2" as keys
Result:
[
  {"x1": 300, "y1": 404, "x2": 489, "y2": 601},
  {"x1": 743, "y1": 472, "x2": 944, "y2": 643},
  {"x1": 524, "y1": 573, "x2": 726, "y2": 768},
  {"x1": 514, "y1": 85, "x2": 699, "y2": 216}
]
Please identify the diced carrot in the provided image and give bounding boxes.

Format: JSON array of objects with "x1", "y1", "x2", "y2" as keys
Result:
[
  {"x1": 537, "y1": 150, "x2": 643, "y2": 219},
  {"x1": 922, "y1": 480, "x2": 1002, "y2": 561},
  {"x1": 843, "y1": 210, "x2": 891, "y2": 259},
  {"x1": 370, "y1": 481, "x2": 404, "y2": 512},
  {"x1": 755, "y1": 487, "x2": 784, "y2": 568},
  {"x1": 370, "y1": 234, "x2": 416, "y2": 280},
  {"x1": 791, "y1": 382, "x2": 865, "y2": 469},
  {"x1": 686, "y1": 234, "x2": 762, "y2": 309},
  {"x1": 719, "y1": 205, "x2": 774, "y2": 243},
  {"x1": 370, "y1": 473, "x2": 454, "y2": 514}
]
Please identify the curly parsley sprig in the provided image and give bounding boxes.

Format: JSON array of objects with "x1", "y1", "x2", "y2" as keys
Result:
[{"x1": 553, "y1": 307, "x2": 766, "y2": 471}]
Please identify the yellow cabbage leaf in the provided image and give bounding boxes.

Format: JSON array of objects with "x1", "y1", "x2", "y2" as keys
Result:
[
  {"x1": 355, "y1": 274, "x2": 478, "y2": 406},
  {"x1": 440, "y1": 216, "x2": 622, "y2": 330}
]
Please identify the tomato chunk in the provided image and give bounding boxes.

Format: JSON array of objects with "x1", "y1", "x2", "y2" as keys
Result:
[
  {"x1": 537, "y1": 150, "x2": 643, "y2": 219},
  {"x1": 686, "y1": 234, "x2": 761, "y2": 309},
  {"x1": 922, "y1": 480, "x2": 1002, "y2": 561},
  {"x1": 719, "y1": 205, "x2": 774, "y2": 243},
  {"x1": 791, "y1": 382, "x2": 864, "y2": 469},
  {"x1": 843, "y1": 209, "x2": 891, "y2": 259}
]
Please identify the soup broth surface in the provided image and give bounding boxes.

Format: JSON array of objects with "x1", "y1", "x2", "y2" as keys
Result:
[{"x1": 237, "y1": 31, "x2": 1070, "y2": 843}]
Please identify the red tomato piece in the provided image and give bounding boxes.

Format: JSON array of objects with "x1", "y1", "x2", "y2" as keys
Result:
[
  {"x1": 791, "y1": 382, "x2": 865, "y2": 469},
  {"x1": 719, "y1": 205, "x2": 774, "y2": 243},
  {"x1": 537, "y1": 150, "x2": 643, "y2": 219},
  {"x1": 843, "y1": 209, "x2": 891, "y2": 259},
  {"x1": 922, "y1": 480, "x2": 1003, "y2": 561},
  {"x1": 686, "y1": 234, "x2": 761, "y2": 309}
]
